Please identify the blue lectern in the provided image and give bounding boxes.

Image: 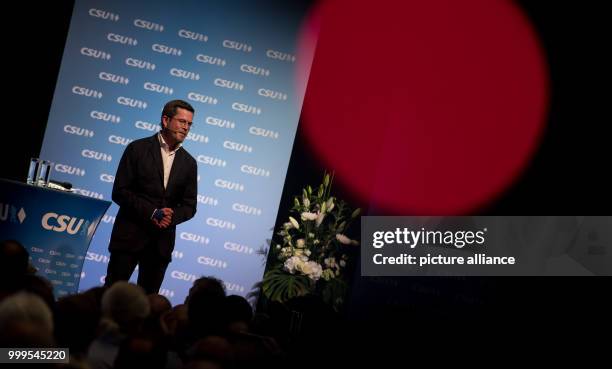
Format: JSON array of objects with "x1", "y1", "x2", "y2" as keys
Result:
[{"x1": 0, "y1": 178, "x2": 111, "y2": 297}]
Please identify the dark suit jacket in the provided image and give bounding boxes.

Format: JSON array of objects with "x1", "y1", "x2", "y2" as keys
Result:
[{"x1": 109, "y1": 134, "x2": 197, "y2": 259}]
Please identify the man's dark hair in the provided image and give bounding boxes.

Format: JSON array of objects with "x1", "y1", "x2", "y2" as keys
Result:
[{"x1": 161, "y1": 99, "x2": 194, "y2": 122}]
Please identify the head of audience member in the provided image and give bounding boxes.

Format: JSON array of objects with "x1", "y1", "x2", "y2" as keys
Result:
[
  {"x1": 100, "y1": 282, "x2": 150, "y2": 336},
  {"x1": 186, "y1": 277, "x2": 227, "y2": 337},
  {"x1": 20, "y1": 274, "x2": 56, "y2": 311},
  {"x1": 224, "y1": 295, "x2": 253, "y2": 333},
  {"x1": 143, "y1": 293, "x2": 173, "y2": 339},
  {"x1": 149, "y1": 293, "x2": 172, "y2": 317},
  {"x1": 54, "y1": 292, "x2": 101, "y2": 355},
  {"x1": 0, "y1": 292, "x2": 54, "y2": 347},
  {"x1": 187, "y1": 336, "x2": 233, "y2": 369},
  {"x1": 0, "y1": 240, "x2": 31, "y2": 296}
]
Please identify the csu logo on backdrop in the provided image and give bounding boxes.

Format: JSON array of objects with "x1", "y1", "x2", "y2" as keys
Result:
[
  {"x1": 266, "y1": 49, "x2": 296, "y2": 62},
  {"x1": 241, "y1": 164, "x2": 271, "y2": 178},
  {"x1": 232, "y1": 203, "x2": 262, "y2": 216},
  {"x1": 102, "y1": 214, "x2": 115, "y2": 224},
  {"x1": 0, "y1": 203, "x2": 26, "y2": 224},
  {"x1": 55, "y1": 163, "x2": 85, "y2": 176},
  {"x1": 187, "y1": 92, "x2": 217, "y2": 105},
  {"x1": 178, "y1": 29, "x2": 208, "y2": 42},
  {"x1": 223, "y1": 140, "x2": 252, "y2": 153},
  {"x1": 197, "y1": 256, "x2": 228, "y2": 269},
  {"x1": 107, "y1": 33, "x2": 138, "y2": 46},
  {"x1": 214, "y1": 179, "x2": 244, "y2": 192},
  {"x1": 88, "y1": 8, "x2": 119, "y2": 21},
  {"x1": 196, "y1": 155, "x2": 226, "y2": 168},
  {"x1": 135, "y1": 120, "x2": 160, "y2": 132},
  {"x1": 258, "y1": 88, "x2": 287, "y2": 101},
  {"x1": 185, "y1": 132, "x2": 208, "y2": 144},
  {"x1": 180, "y1": 232, "x2": 210, "y2": 245},
  {"x1": 64, "y1": 125, "x2": 94, "y2": 138},
  {"x1": 134, "y1": 19, "x2": 164, "y2": 32},
  {"x1": 225, "y1": 282, "x2": 245, "y2": 293},
  {"x1": 152, "y1": 43, "x2": 182, "y2": 56},
  {"x1": 117, "y1": 96, "x2": 147, "y2": 109},
  {"x1": 249, "y1": 126, "x2": 279, "y2": 140},
  {"x1": 240, "y1": 64, "x2": 269, "y2": 77},
  {"x1": 99, "y1": 72, "x2": 129, "y2": 85},
  {"x1": 41, "y1": 213, "x2": 93, "y2": 236},
  {"x1": 80, "y1": 47, "x2": 111, "y2": 60},
  {"x1": 222, "y1": 39, "x2": 252, "y2": 53},
  {"x1": 108, "y1": 135, "x2": 133, "y2": 146},
  {"x1": 205, "y1": 116, "x2": 235, "y2": 129},
  {"x1": 170, "y1": 270, "x2": 197, "y2": 282},
  {"x1": 197, "y1": 194, "x2": 218, "y2": 206},
  {"x1": 171, "y1": 68, "x2": 200, "y2": 81},
  {"x1": 159, "y1": 289, "x2": 174, "y2": 298},
  {"x1": 72, "y1": 86, "x2": 102, "y2": 99},
  {"x1": 72, "y1": 188, "x2": 104, "y2": 199},
  {"x1": 99, "y1": 173, "x2": 115, "y2": 183},
  {"x1": 206, "y1": 217, "x2": 236, "y2": 230},
  {"x1": 126, "y1": 57, "x2": 156, "y2": 71},
  {"x1": 224, "y1": 241, "x2": 254, "y2": 255},
  {"x1": 214, "y1": 78, "x2": 243, "y2": 91},
  {"x1": 231, "y1": 102, "x2": 261, "y2": 115},
  {"x1": 91, "y1": 110, "x2": 120, "y2": 124},
  {"x1": 86, "y1": 252, "x2": 109, "y2": 264},
  {"x1": 144, "y1": 82, "x2": 173, "y2": 95},
  {"x1": 196, "y1": 54, "x2": 226, "y2": 67},
  {"x1": 82, "y1": 149, "x2": 112, "y2": 162}
]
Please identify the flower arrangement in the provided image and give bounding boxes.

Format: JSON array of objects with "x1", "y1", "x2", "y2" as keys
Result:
[{"x1": 262, "y1": 172, "x2": 360, "y2": 311}]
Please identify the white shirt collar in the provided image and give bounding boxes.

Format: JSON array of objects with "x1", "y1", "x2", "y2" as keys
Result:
[{"x1": 158, "y1": 132, "x2": 182, "y2": 154}]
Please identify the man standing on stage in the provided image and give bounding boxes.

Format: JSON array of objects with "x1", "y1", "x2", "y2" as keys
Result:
[{"x1": 105, "y1": 99, "x2": 198, "y2": 294}]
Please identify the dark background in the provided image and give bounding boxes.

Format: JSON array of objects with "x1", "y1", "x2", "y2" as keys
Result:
[{"x1": 1, "y1": 1, "x2": 609, "y2": 349}]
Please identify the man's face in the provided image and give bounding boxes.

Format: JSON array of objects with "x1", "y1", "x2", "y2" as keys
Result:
[{"x1": 162, "y1": 107, "x2": 193, "y2": 144}]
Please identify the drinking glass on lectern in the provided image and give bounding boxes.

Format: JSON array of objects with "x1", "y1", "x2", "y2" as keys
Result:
[
  {"x1": 27, "y1": 157, "x2": 41, "y2": 185},
  {"x1": 39, "y1": 160, "x2": 52, "y2": 187}
]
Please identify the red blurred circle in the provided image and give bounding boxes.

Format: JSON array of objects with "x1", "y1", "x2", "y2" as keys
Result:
[{"x1": 299, "y1": 0, "x2": 549, "y2": 214}]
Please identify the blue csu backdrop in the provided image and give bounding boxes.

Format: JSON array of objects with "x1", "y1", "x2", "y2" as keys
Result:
[{"x1": 40, "y1": 0, "x2": 316, "y2": 304}]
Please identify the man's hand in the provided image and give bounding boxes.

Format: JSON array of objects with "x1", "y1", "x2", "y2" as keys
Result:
[{"x1": 152, "y1": 208, "x2": 174, "y2": 229}]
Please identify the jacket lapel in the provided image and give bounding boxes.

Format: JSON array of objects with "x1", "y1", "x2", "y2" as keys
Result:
[
  {"x1": 149, "y1": 134, "x2": 164, "y2": 188},
  {"x1": 165, "y1": 148, "x2": 184, "y2": 194}
]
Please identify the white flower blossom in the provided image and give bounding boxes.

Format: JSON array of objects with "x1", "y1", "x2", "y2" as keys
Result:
[
  {"x1": 297, "y1": 261, "x2": 323, "y2": 281},
  {"x1": 316, "y1": 212, "x2": 325, "y2": 227},
  {"x1": 279, "y1": 247, "x2": 292, "y2": 259},
  {"x1": 283, "y1": 256, "x2": 302, "y2": 274},
  {"x1": 296, "y1": 238, "x2": 306, "y2": 248},
  {"x1": 339, "y1": 260, "x2": 346, "y2": 267},
  {"x1": 301, "y1": 212, "x2": 318, "y2": 221},
  {"x1": 324, "y1": 257, "x2": 338, "y2": 269},
  {"x1": 289, "y1": 217, "x2": 300, "y2": 230},
  {"x1": 322, "y1": 269, "x2": 335, "y2": 281}
]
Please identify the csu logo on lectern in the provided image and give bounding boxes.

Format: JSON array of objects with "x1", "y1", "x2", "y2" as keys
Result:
[
  {"x1": 0, "y1": 203, "x2": 26, "y2": 224},
  {"x1": 41, "y1": 212, "x2": 93, "y2": 236}
]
